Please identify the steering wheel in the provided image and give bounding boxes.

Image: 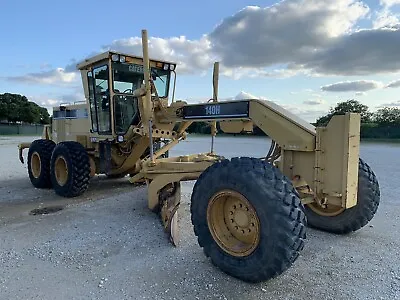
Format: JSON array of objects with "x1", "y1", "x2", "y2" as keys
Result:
[{"x1": 123, "y1": 88, "x2": 133, "y2": 94}]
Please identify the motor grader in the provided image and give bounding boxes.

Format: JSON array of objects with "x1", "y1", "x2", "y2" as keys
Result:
[{"x1": 18, "y1": 29, "x2": 380, "y2": 283}]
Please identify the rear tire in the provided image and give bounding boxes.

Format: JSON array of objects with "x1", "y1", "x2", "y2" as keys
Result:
[
  {"x1": 304, "y1": 158, "x2": 380, "y2": 234},
  {"x1": 190, "y1": 157, "x2": 307, "y2": 283},
  {"x1": 27, "y1": 139, "x2": 56, "y2": 188},
  {"x1": 50, "y1": 141, "x2": 90, "y2": 197}
]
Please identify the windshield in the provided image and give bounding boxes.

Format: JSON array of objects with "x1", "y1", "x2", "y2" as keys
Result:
[{"x1": 112, "y1": 62, "x2": 170, "y2": 98}]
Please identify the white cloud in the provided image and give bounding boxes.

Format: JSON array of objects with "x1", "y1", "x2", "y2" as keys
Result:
[
  {"x1": 355, "y1": 91, "x2": 366, "y2": 96},
  {"x1": 386, "y1": 79, "x2": 400, "y2": 88},
  {"x1": 206, "y1": 1, "x2": 400, "y2": 77},
  {"x1": 27, "y1": 96, "x2": 63, "y2": 114},
  {"x1": 6, "y1": 68, "x2": 77, "y2": 85},
  {"x1": 300, "y1": 27, "x2": 400, "y2": 76},
  {"x1": 8, "y1": 0, "x2": 400, "y2": 84},
  {"x1": 229, "y1": 91, "x2": 326, "y2": 122},
  {"x1": 209, "y1": 1, "x2": 368, "y2": 68},
  {"x1": 219, "y1": 66, "x2": 303, "y2": 79},
  {"x1": 373, "y1": 8, "x2": 400, "y2": 28},
  {"x1": 59, "y1": 93, "x2": 85, "y2": 104},
  {"x1": 290, "y1": 89, "x2": 314, "y2": 95},
  {"x1": 52, "y1": 0, "x2": 377, "y2": 79},
  {"x1": 321, "y1": 80, "x2": 383, "y2": 92},
  {"x1": 103, "y1": 35, "x2": 214, "y2": 74},
  {"x1": 380, "y1": 0, "x2": 400, "y2": 7},
  {"x1": 232, "y1": 91, "x2": 268, "y2": 100},
  {"x1": 303, "y1": 99, "x2": 325, "y2": 105},
  {"x1": 378, "y1": 100, "x2": 400, "y2": 107}
]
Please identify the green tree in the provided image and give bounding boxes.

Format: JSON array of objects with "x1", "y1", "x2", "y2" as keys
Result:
[
  {"x1": 316, "y1": 99, "x2": 372, "y2": 126},
  {"x1": 0, "y1": 102, "x2": 7, "y2": 120},
  {"x1": 38, "y1": 107, "x2": 50, "y2": 124},
  {"x1": 373, "y1": 107, "x2": 400, "y2": 126},
  {"x1": 7, "y1": 102, "x2": 19, "y2": 122},
  {"x1": 0, "y1": 93, "x2": 50, "y2": 124}
]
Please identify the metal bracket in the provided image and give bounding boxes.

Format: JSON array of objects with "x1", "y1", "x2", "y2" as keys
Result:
[{"x1": 99, "y1": 141, "x2": 112, "y2": 174}]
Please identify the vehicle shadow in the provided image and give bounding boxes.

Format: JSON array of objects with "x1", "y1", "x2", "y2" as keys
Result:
[{"x1": 0, "y1": 175, "x2": 144, "y2": 224}]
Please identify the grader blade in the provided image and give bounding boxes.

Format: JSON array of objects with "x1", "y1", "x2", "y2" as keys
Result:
[{"x1": 159, "y1": 182, "x2": 181, "y2": 246}]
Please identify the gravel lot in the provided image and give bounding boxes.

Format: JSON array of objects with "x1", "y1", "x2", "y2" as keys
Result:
[{"x1": 0, "y1": 136, "x2": 399, "y2": 300}]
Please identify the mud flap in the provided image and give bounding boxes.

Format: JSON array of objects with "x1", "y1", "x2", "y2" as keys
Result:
[{"x1": 159, "y1": 182, "x2": 181, "y2": 246}]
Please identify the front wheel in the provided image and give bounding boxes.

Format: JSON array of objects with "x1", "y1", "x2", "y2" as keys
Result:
[
  {"x1": 304, "y1": 158, "x2": 380, "y2": 234},
  {"x1": 190, "y1": 157, "x2": 307, "y2": 283},
  {"x1": 50, "y1": 141, "x2": 91, "y2": 197}
]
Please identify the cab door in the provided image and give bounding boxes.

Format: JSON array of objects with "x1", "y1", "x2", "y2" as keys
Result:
[{"x1": 87, "y1": 64, "x2": 112, "y2": 135}]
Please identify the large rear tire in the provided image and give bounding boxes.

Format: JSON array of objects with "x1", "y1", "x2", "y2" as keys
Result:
[
  {"x1": 304, "y1": 158, "x2": 380, "y2": 234},
  {"x1": 190, "y1": 157, "x2": 306, "y2": 283},
  {"x1": 50, "y1": 141, "x2": 90, "y2": 197},
  {"x1": 27, "y1": 139, "x2": 56, "y2": 188}
]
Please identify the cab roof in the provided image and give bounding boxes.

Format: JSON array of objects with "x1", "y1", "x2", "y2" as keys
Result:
[{"x1": 76, "y1": 50, "x2": 178, "y2": 70}]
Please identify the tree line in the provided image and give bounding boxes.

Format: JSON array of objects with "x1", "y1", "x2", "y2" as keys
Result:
[
  {"x1": 314, "y1": 99, "x2": 400, "y2": 139},
  {"x1": 2, "y1": 92, "x2": 399, "y2": 139},
  {"x1": 0, "y1": 93, "x2": 50, "y2": 124},
  {"x1": 186, "y1": 99, "x2": 400, "y2": 139}
]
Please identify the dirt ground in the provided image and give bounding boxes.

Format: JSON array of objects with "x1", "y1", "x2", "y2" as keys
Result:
[{"x1": 1, "y1": 136, "x2": 400, "y2": 300}]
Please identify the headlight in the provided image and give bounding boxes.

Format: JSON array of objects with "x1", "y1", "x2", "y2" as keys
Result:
[
  {"x1": 119, "y1": 56, "x2": 126, "y2": 63},
  {"x1": 111, "y1": 54, "x2": 119, "y2": 62},
  {"x1": 170, "y1": 64, "x2": 175, "y2": 71},
  {"x1": 163, "y1": 63, "x2": 169, "y2": 70},
  {"x1": 117, "y1": 135, "x2": 124, "y2": 142}
]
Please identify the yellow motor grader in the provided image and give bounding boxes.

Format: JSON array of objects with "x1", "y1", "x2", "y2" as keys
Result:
[{"x1": 18, "y1": 29, "x2": 380, "y2": 283}]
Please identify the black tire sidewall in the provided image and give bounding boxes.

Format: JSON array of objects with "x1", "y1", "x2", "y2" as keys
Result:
[
  {"x1": 191, "y1": 158, "x2": 306, "y2": 282},
  {"x1": 27, "y1": 139, "x2": 55, "y2": 188},
  {"x1": 50, "y1": 143, "x2": 74, "y2": 195},
  {"x1": 50, "y1": 141, "x2": 90, "y2": 197},
  {"x1": 304, "y1": 158, "x2": 380, "y2": 233},
  {"x1": 195, "y1": 177, "x2": 274, "y2": 266}
]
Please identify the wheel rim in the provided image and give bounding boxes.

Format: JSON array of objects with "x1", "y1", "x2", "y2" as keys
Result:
[
  {"x1": 31, "y1": 152, "x2": 41, "y2": 178},
  {"x1": 54, "y1": 156, "x2": 68, "y2": 186},
  {"x1": 307, "y1": 203, "x2": 345, "y2": 217},
  {"x1": 207, "y1": 190, "x2": 260, "y2": 257}
]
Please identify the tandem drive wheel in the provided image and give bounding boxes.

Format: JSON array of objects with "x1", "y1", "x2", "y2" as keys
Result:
[
  {"x1": 304, "y1": 158, "x2": 380, "y2": 234},
  {"x1": 190, "y1": 157, "x2": 307, "y2": 283},
  {"x1": 27, "y1": 139, "x2": 56, "y2": 188},
  {"x1": 50, "y1": 141, "x2": 91, "y2": 198}
]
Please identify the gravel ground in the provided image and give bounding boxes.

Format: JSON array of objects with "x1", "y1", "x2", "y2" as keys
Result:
[{"x1": 0, "y1": 136, "x2": 399, "y2": 300}]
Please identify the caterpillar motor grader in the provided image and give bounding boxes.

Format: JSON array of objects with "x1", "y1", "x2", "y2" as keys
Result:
[{"x1": 18, "y1": 29, "x2": 380, "y2": 283}]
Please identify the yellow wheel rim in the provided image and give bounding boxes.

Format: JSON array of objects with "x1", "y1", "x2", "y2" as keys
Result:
[
  {"x1": 54, "y1": 156, "x2": 68, "y2": 186},
  {"x1": 207, "y1": 190, "x2": 260, "y2": 257},
  {"x1": 307, "y1": 202, "x2": 345, "y2": 217},
  {"x1": 31, "y1": 152, "x2": 41, "y2": 179}
]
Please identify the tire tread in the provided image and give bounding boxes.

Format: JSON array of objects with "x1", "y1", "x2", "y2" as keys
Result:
[{"x1": 190, "y1": 157, "x2": 306, "y2": 283}]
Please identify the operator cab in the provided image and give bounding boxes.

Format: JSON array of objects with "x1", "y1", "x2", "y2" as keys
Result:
[{"x1": 77, "y1": 51, "x2": 176, "y2": 137}]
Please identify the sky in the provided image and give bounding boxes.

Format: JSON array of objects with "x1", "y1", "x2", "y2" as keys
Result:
[{"x1": 1, "y1": 0, "x2": 400, "y2": 122}]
